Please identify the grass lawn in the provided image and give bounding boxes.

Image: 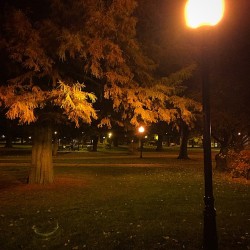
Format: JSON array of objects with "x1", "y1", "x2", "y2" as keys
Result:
[{"x1": 0, "y1": 147, "x2": 249, "y2": 250}]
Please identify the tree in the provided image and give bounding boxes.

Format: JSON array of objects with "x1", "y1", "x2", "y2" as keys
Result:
[
  {"x1": 0, "y1": 0, "x2": 201, "y2": 184},
  {"x1": 208, "y1": 0, "x2": 250, "y2": 170},
  {"x1": 136, "y1": 0, "x2": 202, "y2": 158},
  {"x1": 0, "y1": 1, "x2": 105, "y2": 183}
]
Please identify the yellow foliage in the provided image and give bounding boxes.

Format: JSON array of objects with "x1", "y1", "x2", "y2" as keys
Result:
[
  {"x1": 98, "y1": 117, "x2": 112, "y2": 129},
  {"x1": 0, "y1": 81, "x2": 97, "y2": 127},
  {"x1": 0, "y1": 0, "x2": 201, "y2": 129},
  {"x1": 52, "y1": 81, "x2": 97, "y2": 127}
]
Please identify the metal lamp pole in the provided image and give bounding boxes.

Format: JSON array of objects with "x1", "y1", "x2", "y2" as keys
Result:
[
  {"x1": 140, "y1": 137, "x2": 143, "y2": 158},
  {"x1": 201, "y1": 35, "x2": 218, "y2": 250},
  {"x1": 138, "y1": 126, "x2": 145, "y2": 158},
  {"x1": 185, "y1": 1, "x2": 225, "y2": 249}
]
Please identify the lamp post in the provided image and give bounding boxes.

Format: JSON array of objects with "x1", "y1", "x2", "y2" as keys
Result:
[
  {"x1": 138, "y1": 126, "x2": 145, "y2": 158},
  {"x1": 185, "y1": 1, "x2": 225, "y2": 249}
]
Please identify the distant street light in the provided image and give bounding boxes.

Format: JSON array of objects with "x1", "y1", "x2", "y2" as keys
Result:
[
  {"x1": 138, "y1": 126, "x2": 145, "y2": 158},
  {"x1": 185, "y1": 1, "x2": 225, "y2": 249},
  {"x1": 138, "y1": 126, "x2": 145, "y2": 134}
]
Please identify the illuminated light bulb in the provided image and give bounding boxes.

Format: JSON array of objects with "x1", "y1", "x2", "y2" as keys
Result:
[
  {"x1": 138, "y1": 126, "x2": 145, "y2": 133},
  {"x1": 185, "y1": 0, "x2": 225, "y2": 28}
]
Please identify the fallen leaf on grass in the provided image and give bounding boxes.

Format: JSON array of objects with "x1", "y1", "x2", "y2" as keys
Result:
[{"x1": 162, "y1": 236, "x2": 170, "y2": 240}]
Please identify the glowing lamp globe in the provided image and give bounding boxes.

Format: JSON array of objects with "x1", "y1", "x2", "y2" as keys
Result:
[
  {"x1": 138, "y1": 126, "x2": 145, "y2": 133},
  {"x1": 185, "y1": 0, "x2": 225, "y2": 28}
]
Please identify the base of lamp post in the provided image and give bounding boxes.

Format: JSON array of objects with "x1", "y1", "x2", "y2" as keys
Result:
[
  {"x1": 140, "y1": 139, "x2": 143, "y2": 158},
  {"x1": 203, "y1": 196, "x2": 218, "y2": 250}
]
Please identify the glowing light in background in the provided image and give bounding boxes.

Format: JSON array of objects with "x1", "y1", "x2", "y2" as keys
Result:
[{"x1": 138, "y1": 126, "x2": 145, "y2": 133}]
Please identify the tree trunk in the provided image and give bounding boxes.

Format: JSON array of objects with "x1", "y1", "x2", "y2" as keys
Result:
[
  {"x1": 113, "y1": 136, "x2": 119, "y2": 147},
  {"x1": 178, "y1": 122, "x2": 190, "y2": 159},
  {"x1": 52, "y1": 133, "x2": 58, "y2": 156},
  {"x1": 215, "y1": 147, "x2": 229, "y2": 171},
  {"x1": 52, "y1": 139, "x2": 58, "y2": 156},
  {"x1": 128, "y1": 139, "x2": 136, "y2": 154},
  {"x1": 28, "y1": 124, "x2": 54, "y2": 184},
  {"x1": 5, "y1": 121, "x2": 13, "y2": 148},
  {"x1": 92, "y1": 135, "x2": 98, "y2": 152},
  {"x1": 5, "y1": 135, "x2": 13, "y2": 148},
  {"x1": 156, "y1": 134, "x2": 163, "y2": 151},
  {"x1": 213, "y1": 133, "x2": 231, "y2": 171}
]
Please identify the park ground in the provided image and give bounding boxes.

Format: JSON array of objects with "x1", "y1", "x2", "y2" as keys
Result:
[{"x1": 0, "y1": 146, "x2": 249, "y2": 250}]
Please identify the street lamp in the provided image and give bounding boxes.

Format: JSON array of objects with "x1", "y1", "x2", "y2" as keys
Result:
[
  {"x1": 138, "y1": 126, "x2": 145, "y2": 158},
  {"x1": 185, "y1": 0, "x2": 224, "y2": 29},
  {"x1": 185, "y1": 1, "x2": 225, "y2": 250}
]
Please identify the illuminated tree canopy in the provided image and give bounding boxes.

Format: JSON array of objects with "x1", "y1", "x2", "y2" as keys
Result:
[
  {"x1": 0, "y1": 0, "x2": 199, "y2": 128},
  {"x1": 0, "y1": 0, "x2": 200, "y2": 183}
]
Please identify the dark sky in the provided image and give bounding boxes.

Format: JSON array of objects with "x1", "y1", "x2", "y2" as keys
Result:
[
  {"x1": 143, "y1": 0, "x2": 250, "y2": 123},
  {"x1": 163, "y1": 0, "x2": 250, "y2": 88}
]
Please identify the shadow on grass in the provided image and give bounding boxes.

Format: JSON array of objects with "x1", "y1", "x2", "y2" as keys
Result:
[{"x1": 0, "y1": 167, "x2": 29, "y2": 190}]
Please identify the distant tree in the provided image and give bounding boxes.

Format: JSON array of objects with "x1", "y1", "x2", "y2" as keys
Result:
[
  {"x1": 211, "y1": 79, "x2": 250, "y2": 170},
  {"x1": 208, "y1": 0, "x2": 250, "y2": 170},
  {"x1": 177, "y1": 75, "x2": 202, "y2": 159},
  {"x1": 136, "y1": 0, "x2": 202, "y2": 159},
  {"x1": 177, "y1": 119, "x2": 190, "y2": 159},
  {"x1": 0, "y1": 117, "x2": 14, "y2": 148}
]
